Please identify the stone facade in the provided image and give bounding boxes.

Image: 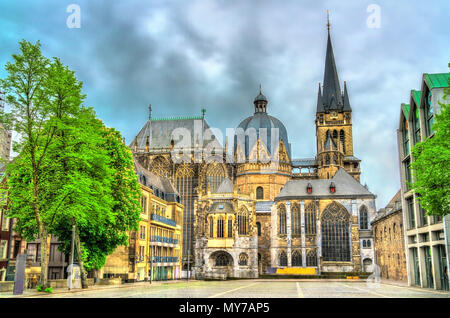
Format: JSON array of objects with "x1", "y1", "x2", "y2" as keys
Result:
[{"x1": 371, "y1": 190, "x2": 407, "y2": 281}]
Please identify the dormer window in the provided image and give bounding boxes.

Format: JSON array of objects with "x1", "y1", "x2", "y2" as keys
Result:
[
  {"x1": 329, "y1": 182, "x2": 336, "y2": 193},
  {"x1": 307, "y1": 183, "x2": 313, "y2": 194}
]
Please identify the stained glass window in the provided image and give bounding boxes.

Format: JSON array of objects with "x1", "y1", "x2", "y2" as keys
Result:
[
  {"x1": 306, "y1": 249, "x2": 317, "y2": 266},
  {"x1": 278, "y1": 204, "x2": 286, "y2": 235},
  {"x1": 321, "y1": 202, "x2": 351, "y2": 262},
  {"x1": 238, "y1": 208, "x2": 248, "y2": 235},
  {"x1": 279, "y1": 251, "x2": 287, "y2": 266},
  {"x1": 256, "y1": 187, "x2": 264, "y2": 200},
  {"x1": 291, "y1": 204, "x2": 301, "y2": 235},
  {"x1": 305, "y1": 203, "x2": 316, "y2": 235},
  {"x1": 359, "y1": 205, "x2": 368, "y2": 230},
  {"x1": 206, "y1": 163, "x2": 225, "y2": 192},
  {"x1": 228, "y1": 218, "x2": 233, "y2": 237},
  {"x1": 340, "y1": 130, "x2": 345, "y2": 153},
  {"x1": 176, "y1": 164, "x2": 195, "y2": 258},
  {"x1": 217, "y1": 217, "x2": 224, "y2": 238},
  {"x1": 292, "y1": 250, "x2": 302, "y2": 266}
]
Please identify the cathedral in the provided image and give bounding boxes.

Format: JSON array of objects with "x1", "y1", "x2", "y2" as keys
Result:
[{"x1": 131, "y1": 24, "x2": 376, "y2": 278}]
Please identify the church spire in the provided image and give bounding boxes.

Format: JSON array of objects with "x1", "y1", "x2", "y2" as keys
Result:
[{"x1": 319, "y1": 11, "x2": 345, "y2": 112}]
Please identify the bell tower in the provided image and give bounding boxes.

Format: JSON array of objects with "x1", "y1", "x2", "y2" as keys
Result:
[{"x1": 315, "y1": 12, "x2": 360, "y2": 181}]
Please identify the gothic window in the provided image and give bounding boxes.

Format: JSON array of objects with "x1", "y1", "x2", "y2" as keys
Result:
[
  {"x1": 305, "y1": 203, "x2": 316, "y2": 235},
  {"x1": 238, "y1": 207, "x2": 248, "y2": 235},
  {"x1": 363, "y1": 240, "x2": 367, "y2": 248},
  {"x1": 256, "y1": 186, "x2": 264, "y2": 200},
  {"x1": 321, "y1": 202, "x2": 351, "y2": 262},
  {"x1": 359, "y1": 205, "x2": 369, "y2": 230},
  {"x1": 292, "y1": 250, "x2": 302, "y2": 266},
  {"x1": 206, "y1": 164, "x2": 225, "y2": 192},
  {"x1": 256, "y1": 222, "x2": 261, "y2": 236},
  {"x1": 228, "y1": 218, "x2": 233, "y2": 237},
  {"x1": 175, "y1": 164, "x2": 195, "y2": 257},
  {"x1": 279, "y1": 251, "x2": 287, "y2": 267},
  {"x1": 425, "y1": 90, "x2": 434, "y2": 136},
  {"x1": 333, "y1": 154, "x2": 337, "y2": 165},
  {"x1": 217, "y1": 217, "x2": 224, "y2": 238},
  {"x1": 239, "y1": 253, "x2": 248, "y2": 266},
  {"x1": 215, "y1": 253, "x2": 229, "y2": 266},
  {"x1": 367, "y1": 240, "x2": 371, "y2": 248},
  {"x1": 291, "y1": 204, "x2": 301, "y2": 235},
  {"x1": 332, "y1": 130, "x2": 338, "y2": 139},
  {"x1": 278, "y1": 204, "x2": 287, "y2": 235},
  {"x1": 306, "y1": 249, "x2": 317, "y2": 266},
  {"x1": 325, "y1": 154, "x2": 330, "y2": 165},
  {"x1": 340, "y1": 130, "x2": 345, "y2": 153},
  {"x1": 150, "y1": 156, "x2": 169, "y2": 178}
]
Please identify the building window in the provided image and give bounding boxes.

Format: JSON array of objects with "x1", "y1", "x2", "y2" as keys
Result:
[
  {"x1": 228, "y1": 218, "x2": 233, "y2": 237},
  {"x1": 141, "y1": 196, "x2": 147, "y2": 214},
  {"x1": 279, "y1": 251, "x2": 287, "y2": 267},
  {"x1": 306, "y1": 249, "x2": 317, "y2": 266},
  {"x1": 305, "y1": 203, "x2": 316, "y2": 235},
  {"x1": 215, "y1": 253, "x2": 229, "y2": 267},
  {"x1": 404, "y1": 158, "x2": 412, "y2": 191},
  {"x1": 217, "y1": 217, "x2": 224, "y2": 238},
  {"x1": 209, "y1": 217, "x2": 214, "y2": 237},
  {"x1": 175, "y1": 164, "x2": 194, "y2": 258},
  {"x1": 363, "y1": 240, "x2": 367, "y2": 248},
  {"x1": 359, "y1": 205, "x2": 368, "y2": 230},
  {"x1": 238, "y1": 208, "x2": 248, "y2": 235},
  {"x1": 418, "y1": 203, "x2": 428, "y2": 227},
  {"x1": 238, "y1": 253, "x2": 248, "y2": 266},
  {"x1": 407, "y1": 197, "x2": 415, "y2": 229},
  {"x1": 206, "y1": 163, "x2": 225, "y2": 192},
  {"x1": 256, "y1": 222, "x2": 261, "y2": 236},
  {"x1": 278, "y1": 204, "x2": 287, "y2": 235},
  {"x1": 412, "y1": 105, "x2": 421, "y2": 144},
  {"x1": 402, "y1": 115, "x2": 410, "y2": 156},
  {"x1": 340, "y1": 130, "x2": 345, "y2": 153},
  {"x1": 139, "y1": 225, "x2": 146, "y2": 239},
  {"x1": 325, "y1": 154, "x2": 330, "y2": 165},
  {"x1": 292, "y1": 250, "x2": 302, "y2": 266},
  {"x1": 0, "y1": 240, "x2": 7, "y2": 259},
  {"x1": 291, "y1": 204, "x2": 301, "y2": 235},
  {"x1": 321, "y1": 202, "x2": 351, "y2": 262},
  {"x1": 425, "y1": 90, "x2": 434, "y2": 137},
  {"x1": 256, "y1": 187, "x2": 264, "y2": 200}
]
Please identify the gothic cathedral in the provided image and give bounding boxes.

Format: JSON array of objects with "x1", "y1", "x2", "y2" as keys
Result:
[{"x1": 131, "y1": 24, "x2": 376, "y2": 279}]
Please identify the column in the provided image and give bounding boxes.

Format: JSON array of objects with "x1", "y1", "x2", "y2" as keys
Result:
[
  {"x1": 286, "y1": 201, "x2": 291, "y2": 267},
  {"x1": 301, "y1": 201, "x2": 306, "y2": 267}
]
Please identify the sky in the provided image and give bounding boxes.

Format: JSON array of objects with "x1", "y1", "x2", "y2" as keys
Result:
[{"x1": 0, "y1": 0, "x2": 449, "y2": 209}]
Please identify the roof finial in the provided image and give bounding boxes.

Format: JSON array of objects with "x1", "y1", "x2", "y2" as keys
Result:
[
  {"x1": 148, "y1": 104, "x2": 152, "y2": 120},
  {"x1": 201, "y1": 108, "x2": 206, "y2": 119},
  {"x1": 326, "y1": 10, "x2": 330, "y2": 32},
  {"x1": 259, "y1": 83, "x2": 262, "y2": 94}
]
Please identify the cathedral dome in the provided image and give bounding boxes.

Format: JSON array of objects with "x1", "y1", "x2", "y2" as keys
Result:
[{"x1": 235, "y1": 88, "x2": 291, "y2": 161}]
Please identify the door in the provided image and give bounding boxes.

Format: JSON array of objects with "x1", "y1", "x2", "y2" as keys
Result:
[
  {"x1": 437, "y1": 245, "x2": 449, "y2": 291},
  {"x1": 424, "y1": 246, "x2": 434, "y2": 289}
]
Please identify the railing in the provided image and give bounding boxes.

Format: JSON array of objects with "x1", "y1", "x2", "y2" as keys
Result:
[
  {"x1": 151, "y1": 256, "x2": 178, "y2": 263},
  {"x1": 150, "y1": 235, "x2": 178, "y2": 245},
  {"x1": 150, "y1": 214, "x2": 177, "y2": 227}
]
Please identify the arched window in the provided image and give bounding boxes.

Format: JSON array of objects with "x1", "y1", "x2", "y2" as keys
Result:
[
  {"x1": 256, "y1": 187, "x2": 264, "y2": 200},
  {"x1": 333, "y1": 154, "x2": 337, "y2": 165},
  {"x1": 363, "y1": 240, "x2": 367, "y2": 248},
  {"x1": 228, "y1": 217, "x2": 233, "y2": 237},
  {"x1": 340, "y1": 130, "x2": 345, "y2": 153},
  {"x1": 291, "y1": 204, "x2": 301, "y2": 235},
  {"x1": 278, "y1": 204, "x2": 287, "y2": 235},
  {"x1": 215, "y1": 253, "x2": 229, "y2": 266},
  {"x1": 305, "y1": 203, "x2": 316, "y2": 235},
  {"x1": 306, "y1": 249, "x2": 317, "y2": 266},
  {"x1": 238, "y1": 208, "x2": 248, "y2": 235},
  {"x1": 367, "y1": 240, "x2": 371, "y2": 248},
  {"x1": 279, "y1": 251, "x2": 287, "y2": 267},
  {"x1": 359, "y1": 205, "x2": 368, "y2": 230},
  {"x1": 292, "y1": 250, "x2": 302, "y2": 266},
  {"x1": 321, "y1": 202, "x2": 351, "y2": 262},
  {"x1": 332, "y1": 130, "x2": 338, "y2": 139},
  {"x1": 256, "y1": 222, "x2": 261, "y2": 236},
  {"x1": 325, "y1": 154, "x2": 330, "y2": 165},
  {"x1": 238, "y1": 253, "x2": 248, "y2": 266},
  {"x1": 206, "y1": 163, "x2": 225, "y2": 192},
  {"x1": 217, "y1": 217, "x2": 224, "y2": 238}
]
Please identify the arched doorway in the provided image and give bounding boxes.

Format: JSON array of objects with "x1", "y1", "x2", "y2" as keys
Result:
[
  {"x1": 363, "y1": 258, "x2": 373, "y2": 273},
  {"x1": 209, "y1": 251, "x2": 234, "y2": 278}
]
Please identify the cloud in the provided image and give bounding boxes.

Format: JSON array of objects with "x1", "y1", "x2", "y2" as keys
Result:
[{"x1": 0, "y1": 0, "x2": 449, "y2": 208}]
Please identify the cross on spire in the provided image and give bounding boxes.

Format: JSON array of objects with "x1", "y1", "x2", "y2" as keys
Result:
[{"x1": 326, "y1": 10, "x2": 330, "y2": 32}]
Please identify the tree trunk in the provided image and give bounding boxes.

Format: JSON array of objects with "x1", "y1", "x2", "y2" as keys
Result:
[
  {"x1": 39, "y1": 225, "x2": 50, "y2": 288},
  {"x1": 74, "y1": 226, "x2": 88, "y2": 289}
]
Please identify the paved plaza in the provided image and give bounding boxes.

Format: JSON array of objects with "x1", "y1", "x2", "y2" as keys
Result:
[{"x1": 2, "y1": 279, "x2": 449, "y2": 298}]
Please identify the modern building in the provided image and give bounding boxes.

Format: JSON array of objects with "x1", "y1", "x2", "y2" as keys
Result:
[
  {"x1": 397, "y1": 72, "x2": 449, "y2": 290},
  {"x1": 371, "y1": 190, "x2": 407, "y2": 281},
  {"x1": 131, "y1": 20, "x2": 377, "y2": 278},
  {"x1": 102, "y1": 158, "x2": 183, "y2": 282}
]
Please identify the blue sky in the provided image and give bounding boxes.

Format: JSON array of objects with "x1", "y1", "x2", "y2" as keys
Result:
[{"x1": 0, "y1": 0, "x2": 449, "y2": 208}]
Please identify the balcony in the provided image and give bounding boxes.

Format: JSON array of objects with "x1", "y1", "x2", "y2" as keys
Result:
[
  {"x1": 150, "y1": 236, "x2": 179, "y2": 245},
  {"x1": 150, "y1": 214, "x2": 177, "y2": 227}
]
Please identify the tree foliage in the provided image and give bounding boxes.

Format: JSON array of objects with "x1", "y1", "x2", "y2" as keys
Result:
[{"x1": 411, "y1": 86, "x2": 450, "y2": 216}]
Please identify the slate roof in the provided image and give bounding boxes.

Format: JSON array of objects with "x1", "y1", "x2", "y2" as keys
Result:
[
  {"x1": 371, "y1": 190, "x2": 401, "y2": 224},
  {"x1": 256, "y1": 201, "x2": 274, "y2": 213},
  {"x1": 134, "y1": 158, "x2": 180, "y2": 202},
  {"x1": 130, "y1": 116, "x2": 223, "y2": 151},
  {"x1": 209, "y1": 202, "x2": 234, "y2": 213},
  {"x1": 292, "y1": 158, "x2": 317, "y2": 167},
  {"x1": 275, "y1": 167, "x2": 374, "y2": 200}
]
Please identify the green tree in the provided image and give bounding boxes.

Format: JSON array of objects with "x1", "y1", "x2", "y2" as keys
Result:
[{"x1": 411, "y1": 86, "x2": 450, "y2": 216}]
